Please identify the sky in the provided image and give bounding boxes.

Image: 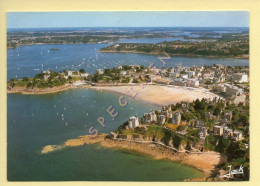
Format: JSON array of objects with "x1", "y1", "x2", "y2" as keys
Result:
[{"x1": 7, "y1": 11, "x2": 249, "y2": 28}]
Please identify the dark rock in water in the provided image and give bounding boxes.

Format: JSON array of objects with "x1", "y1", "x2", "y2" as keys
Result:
[{"x1": 50, "y1": 48, "x2": 60, "y2": 51}]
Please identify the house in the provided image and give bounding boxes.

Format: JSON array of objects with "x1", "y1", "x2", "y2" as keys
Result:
[
  {"x1": 226, "y1": 84, "x2": 243, "y2": 96},
  {"x1": 213, "y1": 125, "x2": 224, "y2": 136},
  {"x1": 232, "y1": 131, "x2": 243, "y2": 141},
  {"x1": 143, "y1": 109, "x2": 157, "y2": 123},
  {"x1": 80, "y1": 73, "x2": 89, "y2": 77},
  {"x1": 158, "y1": 115, "x2": 166, "y2": 125},
  {"x1": 205, "y1": 112, "x2": 217, "y2": 120},
  {"x1": 120, "y1": 70, "x2": 127, "y2": 77},
  {"x1": 223, "y1": 128, "x2": 233, "y2": 140},
  {"x1": 42, "y1": 70, "x2": 50, "y2": 81},
  {"x1": 233, "y1": 73, "x2": 248, "y2": 83},
  {"x1": 165, "y1": 110, "x2": 173, "y2": 119},
  {"x1": 194, "y1": 120, "x2": 205, "y2": 129},
  {"x1": 43, "y1": 74, "x2": 50, "y2": 81},
  {"x1": 171, "y1": 78, "x2": 187, "y2": 86},
  {"x1": 187, "y1": 79, "x2": 199, "y2": 87},
  {"x1": 198, "y1": 127, "x2": 208, "y2": 140},
  {"x1": 181, "y1": 74, "x2": 188, "y2": 79},
  {"x1": 96, "y1": 69, "x2": 104, "y2": 75},
  {"x1": 224, "y1": 111, "x2": 233, "y2": 122},
  {"x1": 128, "y1": 116, "x2": 139, "y2": 129},
  {"x1": 187, "y1": 71, "x2": 195, "y2": 78},
  {"x1": 169, "y1": 72, "x2": 180, "y2": 79},
  {"x1": 171, "y1": 111, "x2": 181, "y2": 125},
  {"x1": 67, "y1": 70, "x2": 73, "y2": 76},
  {"x1": 214, "y1": 84, "x2": 226, "y2": 92}
]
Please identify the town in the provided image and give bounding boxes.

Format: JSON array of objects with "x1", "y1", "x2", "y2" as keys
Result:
[{"x1": 110, "y1": 96, "x2": 249, "y2": 180}]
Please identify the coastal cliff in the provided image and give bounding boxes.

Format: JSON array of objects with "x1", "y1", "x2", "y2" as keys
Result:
[{"x1": 41, "y1": 133, "x2": 226, "y2": 179}]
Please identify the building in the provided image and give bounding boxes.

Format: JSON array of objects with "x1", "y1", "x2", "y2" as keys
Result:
[
  {"x1": 143, "y1": 110, "x2": 157, "y2": 123},
  {"x1": 226, "y1": 84, "x2": 243, "y2": 96},
  {"x1": 232, "y1": 131, "x2": 243, "y2": 141},
  {"x1": 194, "y1": 120, "x2": 205, "y2": 129},
  {"x1": 187, "y1": 79, "x2": 199, "y2": 87},
  {"x1": 205, "y1": 112, "x2": 217, "y2": 120},
  {"x1": 223, "y1": 128, "x2": 233, "y2": 140},
  {"x1": 67, "y1": 70, "x2": 73, "y2": 76},
  {"x1": 158, "y1": 115, "x2": 166, "y2": 125},
  {"x1": 80, "y1": 73, "x2": 89, "y2": 77},
  {"x1": 96, "y1": 69, "x2": 104, "y2": 75},
  {"x1": 198, "y1": 127, "x2": 208, "y2": 140},
  {"x1": 42, "y1": 70, "x2": 50, "y2": 81},
  {"x1": 187, "y1": 71, "x2": 195, "y2": 78},
  {"x1": 128, "y1": 116, "x2": 139, "y2": 129},
  {"x1": 214, "y1": 84, "x2": 226, "y2": 92},
  {"x1": 120, "y1": 70, "x2": 127, "y2": 77},
  {"x1": 224, "y1": 111, "x2": 233, "y2": 123},
  {"x1": 213, "y1": 125, "x2": 224, "y2": 136},
  {"x1": 171, "y1": 78, "x2": 187, "y2": 86},
  {"x1": 171, "y1": 111, "x2": 181, "y2": 124},
  {"x1": 181, "y1": 74, "x2": 188, "y2": 79},
  {"x1": 169, "y1": 72, "x2": 180, "y2": 79},
  {"x1": 233, "y1": 73, "x2": 248, "y2": 83}
]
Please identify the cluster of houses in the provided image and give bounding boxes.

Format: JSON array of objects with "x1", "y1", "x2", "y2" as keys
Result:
[
  {"x1": 95, "y1": 64, "x2": 249, "y2": 105},
  {"x1": 41, "y1": 70, "x2": 90, "y2": 81},
  {"x1": 122, "y1": 97, "x2": 244, "y2": 143},
  {"x1": 213, "y1": 125, "x2": 243, "y2": 141},
  {"x1": 142, "y1": 106, "x2": 182, "y2": 125},
  {"x1": 125, "y1": 112, "x2": 243, "y2": 142}
]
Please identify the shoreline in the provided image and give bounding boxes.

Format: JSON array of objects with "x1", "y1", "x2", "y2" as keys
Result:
[
  {"x1": 7, "y1": 84, "x2": 221, "y2": 106},
  {"x1": 99, "y1": 50, "x2": 249, "y2": 60},
  {"x1": 41, "y1": 133, "x2": 226, "y2": 179},
  {"x1": 7, "y1": 84, "x2": 72, "y2": 95},
  {"x1": 7, "y1": 43, "x2": 248, "y2": 60}
]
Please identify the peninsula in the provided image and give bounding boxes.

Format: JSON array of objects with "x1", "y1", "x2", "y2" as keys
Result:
[{"x1": 41, "y1": 97, "x2": 249, "y2": 181}]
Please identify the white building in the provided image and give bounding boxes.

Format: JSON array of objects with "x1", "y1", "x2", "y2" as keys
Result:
[
  {"x1": 128, "y1": 116, "x2": 139, "y2": 129},
  {"x1": 67, "y1": 70, "x2": 73, "y2": 76},
  {"x1": 96, "y1": 69, "x2": 104, "y2": 75},
  {"x1": 232, "y1": 131, "x2": 243, "y2": 141},
  {"x1": 187, "y1": 79, "x2": 199, "y2": 87},
  {"x1": 181, "y1": 74, "x2": 188, "y2": 79},
  {"x1": 80, "y1": 73, "x2": 89, "y2": 77},
  {"x1": 42, "y1": 70, "x2": 50, "y2": 81},
  {"x1": 187, "y1": 71, "x2": 195, "y2": 78},
  {"x1": 233, "y1": 73, "x2": 248, "y2": 83},
  {"x1": 120, "y1": 70, "x2": 127, "y2": 77}
]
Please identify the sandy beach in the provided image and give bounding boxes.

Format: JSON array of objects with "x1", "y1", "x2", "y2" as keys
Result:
[
  {"x1": 8, "y1": 84, "x2": 220, "y2": 106},
  {"x1": 91, "y1": 85, "x2": 220, "y2": 106}
]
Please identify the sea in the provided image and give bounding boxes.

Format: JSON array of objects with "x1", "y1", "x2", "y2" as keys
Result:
[{"x1": 7, "y1": 28, "x2": 249, "y2": 181}]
